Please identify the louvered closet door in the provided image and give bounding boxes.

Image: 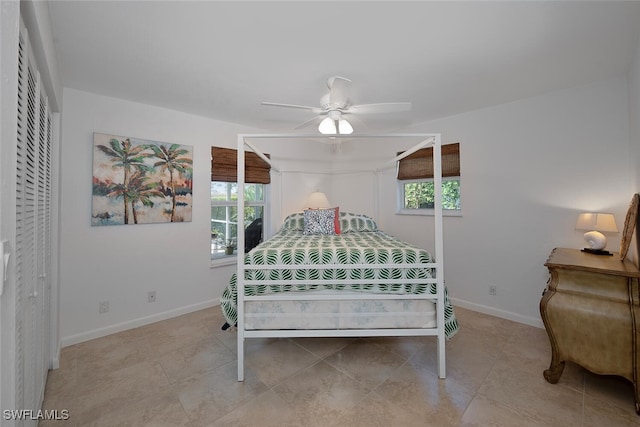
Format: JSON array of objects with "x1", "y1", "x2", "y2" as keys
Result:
[
  {"x1": 15, "y1": 20, "x2": 53, "y2": 425},
  {"x1": 36, "y1": 88, "x2": 52, "y2": 411}
]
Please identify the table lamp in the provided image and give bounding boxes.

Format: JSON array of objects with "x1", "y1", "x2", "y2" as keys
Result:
[
  {"x1": 305, "y1": 191, "x2": 331, "y2": 209},
  {"x1": 575, "y1": 212, "x2": 618, "y2": 255}
]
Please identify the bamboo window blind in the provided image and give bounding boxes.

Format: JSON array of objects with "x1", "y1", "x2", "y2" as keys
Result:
[
  {"x1": 211, "y1": 147, "x2": 271, "y2": 184},
  {"x1": 397, "y1": 143, "x2": 460, "y2": 180}
]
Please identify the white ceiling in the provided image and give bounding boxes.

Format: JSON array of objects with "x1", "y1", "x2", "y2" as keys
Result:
[{"x1": 48, "y1": 1, "x2": 640, "y2": 133}]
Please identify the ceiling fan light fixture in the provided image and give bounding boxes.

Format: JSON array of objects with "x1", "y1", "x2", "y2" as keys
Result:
[
  {"x1": 319, "y1": 110, "x2": 353, "y2": 135},
  {"x1": 338, "y1": 119, "x2": 353, "y2": 134},
  {"x1": 318, "y1": 116, "x2": 337, "y2": 134}
]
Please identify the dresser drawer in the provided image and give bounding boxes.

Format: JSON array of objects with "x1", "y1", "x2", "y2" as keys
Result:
[{"x1": 550, "y1": 268, "x2": 629, "y2": 303}]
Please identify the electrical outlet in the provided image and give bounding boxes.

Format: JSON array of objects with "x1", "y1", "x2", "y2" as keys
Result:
[
  {"x1": 147, "y1": 291, "x2": 156, "y2": 303},
  {"x1": 99, "y1": 301, "x2": 109, "y2": 314},
  {"x1": 489, "y1": 285, "x2": 497, "y2": 296}
]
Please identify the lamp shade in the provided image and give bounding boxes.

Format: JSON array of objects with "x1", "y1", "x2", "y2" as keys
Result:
[
  {"x1": 305, "y1": 192, "x2": 331, "y2": 209},
  {"x1": 575, "y1": 213, "x2": 618, "y2": 233}
]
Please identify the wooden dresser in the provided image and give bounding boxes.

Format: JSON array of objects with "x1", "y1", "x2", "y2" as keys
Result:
[{"x1": 540, "y1": 247, "x2": 640, "y2": 414}]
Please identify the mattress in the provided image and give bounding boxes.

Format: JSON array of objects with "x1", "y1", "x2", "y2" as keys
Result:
[{"x1": 243, "y1": 290, "x2": 437, "y2": 330}]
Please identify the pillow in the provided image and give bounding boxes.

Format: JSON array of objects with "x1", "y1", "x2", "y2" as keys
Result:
[
  {"x1": 282, "y1": 208, "x2": 341, "y2": 234},
  {"x1": 333, "y1": 208, "x2": 341, "y2": 234},
  {"x1": 339, "y1": 212, "x2": 378, "y2": 233},
  {"x1": 281, "y1": 212, "x2": 305, "y2": 231},
  {"x1": 303, "y1": 207, "x2": 339, "y2": 235}
]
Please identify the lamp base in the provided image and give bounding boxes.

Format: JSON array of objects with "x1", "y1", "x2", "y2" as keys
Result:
[
  {"x1": 583, "y1": 230, "x2": 607, "y2": 250},
  {"x1": 581, "y1": 248, "x2": 613, "y2": 256}
]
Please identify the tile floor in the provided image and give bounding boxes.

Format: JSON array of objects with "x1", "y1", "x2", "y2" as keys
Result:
[{"x1": 40, "y1": 306, "x2": 639, "y2": 426}]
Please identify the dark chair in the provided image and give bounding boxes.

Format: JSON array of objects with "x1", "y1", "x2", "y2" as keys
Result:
[{"x1": 244, "y1": 217, "x2": 263, "y2": 253}]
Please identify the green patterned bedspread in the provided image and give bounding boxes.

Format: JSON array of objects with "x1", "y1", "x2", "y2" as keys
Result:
[{"x1": 221, "y1": 229, "x2": 459, "y2": 338}]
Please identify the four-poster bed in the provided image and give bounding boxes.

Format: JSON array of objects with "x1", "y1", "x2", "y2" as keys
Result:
[{"x1": 220, "y1": 133, "x2": 458, "y2": 381}]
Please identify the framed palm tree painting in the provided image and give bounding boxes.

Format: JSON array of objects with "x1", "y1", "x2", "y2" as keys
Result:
[{"x1": 92, "y1": 133, "x2": 193, "y2": 226}]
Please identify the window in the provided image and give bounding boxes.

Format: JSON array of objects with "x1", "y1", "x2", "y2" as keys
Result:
[
  {"x1": 211, "y1": 147, "x2": 271, "y2": 260},
  {"x1": 400, "y1": 179, "x2": 461, "y2": 211},
  {"x1": 397, "y1": 143, "x2": 461, "y2": 214},
  {"x1": 211, "y1": 182, "x2": 265, "y2": 259}
]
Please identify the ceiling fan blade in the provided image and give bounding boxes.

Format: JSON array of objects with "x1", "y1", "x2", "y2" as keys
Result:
[
  {"x1": 293, "y1": 115, "x2": 321, "y2": 130},
  {"x1": 328, "y1": 76, "x2": 351, "y2": 106},
  {"x1": 343, "y1": 115, "x2": 368, "y2": 133},
  {"x1": 347, "y1": 102, "x2": 412, "y2": 114},
  {"x1": 261, "y1": 102, "x2": 320, "y2": 112}
]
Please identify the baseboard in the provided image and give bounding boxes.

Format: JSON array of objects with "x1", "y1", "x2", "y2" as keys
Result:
[
  {"x1": 449, "y1": 297, "x2": 544, "y2": 329},
  {"x1": 50, "y1": 342, "x2": 61, "y2": 370},
  {"x1": 60, "y1": 298, "x2": 220, "y2": 348},
  {"x1": 59, "y1": 297, "x2": 541, "y2": 348}
]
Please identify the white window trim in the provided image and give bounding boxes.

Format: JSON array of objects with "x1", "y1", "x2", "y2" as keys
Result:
[
  {"x1": 396, "y1": 209, "x2": 463, "y2": 217},
  {"x1": 210, "y1": 183, "x2": 270, "y2": 267},
  {"x1": 396, "y1": 178, "x2": 462, "y2": 217}
]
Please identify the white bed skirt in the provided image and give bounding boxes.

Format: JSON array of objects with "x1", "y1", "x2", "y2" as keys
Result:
[{"x1": 244, "y1": 290, "x2": 437, "y2": 330}]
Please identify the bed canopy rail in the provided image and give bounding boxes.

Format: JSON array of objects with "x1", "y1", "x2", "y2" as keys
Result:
[{"x1": 234, "y1": 133, "x2": 445, "y2": 381}]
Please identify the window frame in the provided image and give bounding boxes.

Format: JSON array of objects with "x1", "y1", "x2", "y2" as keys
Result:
[
  {"x1": 397, "y1": 177, "x2": 462, "y2": 217},
  {"x1": 396, "y1": 142, "x2": 461, "y2": 217},
  {"x1": 210, "y1": 145, "x2": 272, "y2": 266},
  {"x1": 210, "y1": 181, "x2": 269, "y2": 266}
]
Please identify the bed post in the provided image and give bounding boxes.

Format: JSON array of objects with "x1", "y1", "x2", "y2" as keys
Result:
[
  {"x1": 237, "y1": 134, "x2": 246, "y2": 381},
  {"x1": 433, "y1": 133, "x2": 446, "y2": 379}
]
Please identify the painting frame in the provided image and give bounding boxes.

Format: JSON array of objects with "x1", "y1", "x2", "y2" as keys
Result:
[{"x1": 92, "y1": 133, "x2": 193, "y2": 226}]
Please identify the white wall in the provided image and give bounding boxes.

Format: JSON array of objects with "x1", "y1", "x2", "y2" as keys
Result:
[
  {"x1": 628, "y1": 31, "x2": 640, "y2": 266},
  {"x1": 58, "y1": 89, "x2": 324, "y2": 345},
  {"x1": 631, "y1": 32, "x2": 640, "y2": 193},
  {"x1": 381, "y1": 76, "x2": 632, "y2": 326}
]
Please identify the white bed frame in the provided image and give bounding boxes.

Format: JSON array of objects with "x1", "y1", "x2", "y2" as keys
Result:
[{"x1": 235, "y1": 133, "x2": 445, "y2": 381}]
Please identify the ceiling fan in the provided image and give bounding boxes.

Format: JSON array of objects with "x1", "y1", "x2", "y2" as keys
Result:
[{"x1": 261, "y1": 76, "x2": 411, "y2": 135}]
